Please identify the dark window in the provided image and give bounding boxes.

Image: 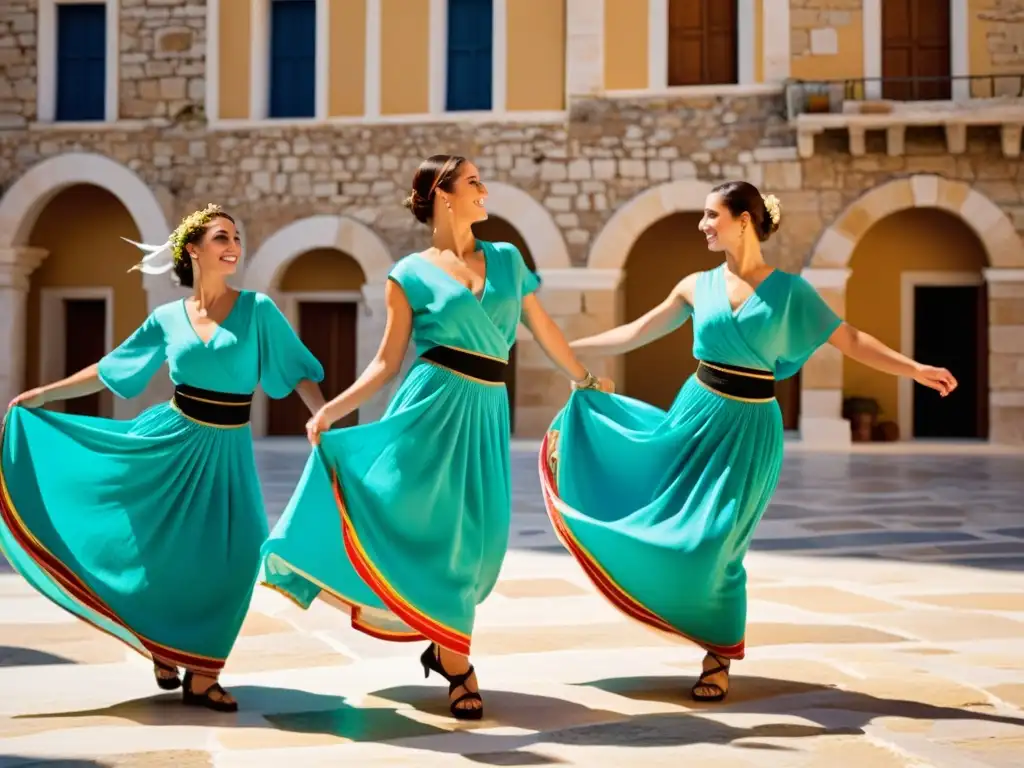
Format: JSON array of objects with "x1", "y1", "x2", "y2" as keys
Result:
[
  {"x1": 667, "y1": 0, "x2": 737, "y2": 86},
  {"x1": 56, "y1": 3, "x2": 106, "y2": 121},
  {"x1": 269, "y1": 0, "x2": 316, "y2": 118},
  {"x1": 446, "y1": 0, "x2": 493, "y2": 111}
]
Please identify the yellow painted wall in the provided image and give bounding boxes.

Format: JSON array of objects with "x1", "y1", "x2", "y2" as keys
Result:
[
  {"x1": 380, "y1": 0, "x2": 430, "y2": 114},
  {"x1": 329, "y1": 0, "x2": 367, "y2": 116},
  {"x1": 218, "y1": 0, "x2": 251, "y2": 119},
  {"x1": 968, "y1": 0, "x2": 1024, "y2": 95},
  {"x1": 845, "y1": 208, "x2": 987, "y2": 426},
  {"x1": 507, "y1": 0, "x2": 565, "y2": 110},
  {"x1": 24, "y1": 185, "x2": 147, "y2": 391},
  {"x1": 604, "y1": 0, "x2": 648, "y2": 90},
  {"x1": 279, "y1": 248, "x2": 367, "y2": 292},
  {"x1": 789, "y1": 4, "x2": 864, "y2": 80}
]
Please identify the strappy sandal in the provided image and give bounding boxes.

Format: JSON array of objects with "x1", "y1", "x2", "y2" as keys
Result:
[
  {"x1": 691, "y1": 653, "x2": 731, "y2": 703},
  {"x1": 419, "y1": 643, "x2": 484, "y2": 721},
  {"x1": 153, "y1": 659, "x2": 181, "y2": 691},
  {"x1": 181, "y1": 670, "x2": 239, "y2": 713}
]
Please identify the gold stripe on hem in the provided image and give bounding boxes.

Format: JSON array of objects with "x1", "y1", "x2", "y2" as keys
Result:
[{"x1": 421, "y1": 360, "x2": 505, "y2": 388}]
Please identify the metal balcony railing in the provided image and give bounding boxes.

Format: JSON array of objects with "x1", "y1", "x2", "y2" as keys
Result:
[{"x1": 785, "y1": 74, "x2": 1024, "y2": 120}]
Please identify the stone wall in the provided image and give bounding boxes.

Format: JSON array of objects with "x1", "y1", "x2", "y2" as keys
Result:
[
  {"x1": 0, "y1": 1, "x2": 35, "y2": 126},
  {"x1": 120, "y1": 0, "x2": 208, "y2": 121},
  {"x1": 0, "y1": 89, "x2": 794, "y2": 267},
  {"x1": 789, "y1": 0, "x2": 862, "y2": 62}
]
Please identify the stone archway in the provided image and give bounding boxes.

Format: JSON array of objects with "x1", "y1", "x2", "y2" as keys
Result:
[
  {"x1": 243, "y1": 215, "x2": 394, "y2": 434},
  {"x1": 800, "y1": 175, "x2": 1023, "y2": 446},
  {"x1": 587, "y1": 180, "x2": 715, "y2": 271},
  {"x1": 484, "y1": 181, "x2": 571, "y2": 270},
  {"x1": 0, "y1": 153, "x2": 173, "y2": 410},
  {"x1": 807, "y1": 175, "x2": 1020, "y2": 269}
]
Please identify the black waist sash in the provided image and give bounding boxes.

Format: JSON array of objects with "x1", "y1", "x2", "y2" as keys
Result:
[
  {"x1": 420, "y1": 345, "x2": 507, "y2": 384},
  {"x1": 697, "y1": 361, "x2": 775, "y2": 401},
  {"x1": 172, "y1": 384, "x2": 253, "y2": 427}
]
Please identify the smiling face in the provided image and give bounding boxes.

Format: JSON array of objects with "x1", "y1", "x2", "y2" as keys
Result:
[
  {"x1": 699, "y1": 192, "x2": 749, "y2": 253},
  {"x1": 436, "y1": 161, "x2": 488, "y2": 226},
  {"x1": 186, "y1": 215, "x2": 241, "y2": 279}
]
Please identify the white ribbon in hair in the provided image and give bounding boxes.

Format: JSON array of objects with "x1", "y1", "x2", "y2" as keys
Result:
[{"x1": 122, "y1": 237, "x2": 176, "y2": 275}]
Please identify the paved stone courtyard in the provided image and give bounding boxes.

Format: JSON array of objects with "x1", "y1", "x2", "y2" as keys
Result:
[{"x1": 1, "y1": 442, "x2": 1023, "y2": 766}]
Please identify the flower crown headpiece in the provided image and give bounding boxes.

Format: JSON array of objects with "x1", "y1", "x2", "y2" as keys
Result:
[
  {"x1": 123, "y1": 203, "x2": 223, "y2": 275},
  {"x1": 761, "y1": 194, "x2": 781, "y2": 226}
]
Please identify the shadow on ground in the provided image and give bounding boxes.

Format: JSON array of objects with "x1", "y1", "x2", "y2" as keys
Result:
[
  {"x1": 0, "y1": 647, "x2": 76, "y2": 668},
  {"x1": 14, "y1": 676, "x2": 1024, "y2": 757}
]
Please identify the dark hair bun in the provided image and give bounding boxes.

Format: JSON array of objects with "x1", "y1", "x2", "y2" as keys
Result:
[
  {"x1": 403, "y1": 191, "x2": 432, "y2": 225},
  {"x1": 405, "y1": 154, "x2": 467, "y2": 226},
  {"x1": 712, "y1": 180, "x2": 781, "y2": 243}
]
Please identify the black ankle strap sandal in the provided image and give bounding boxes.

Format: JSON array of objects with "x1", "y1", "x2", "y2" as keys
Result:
[
  {"x1": 153, "y1": 660, "x2": 181, "y2": 691},
  {"x1": 182, "y1": 670, "x2": 239, "y2": 713},
  {"x1": 691, "y1": 653, "x2": 731, "y2": 703},
  {"x1": 419, "y1": 643, "x2": 484, "y2": 721}
]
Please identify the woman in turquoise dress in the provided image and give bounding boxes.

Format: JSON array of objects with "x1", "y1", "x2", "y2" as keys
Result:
[
  {"x1": 1, "y1": 205, "x2": 325, "y2": 712},
  {"x1": 260, "y1": 155, "x2": 611, "y2": 720},
  {"x1": 542, "y1": 181, "x2": 958, "y2": 702}
]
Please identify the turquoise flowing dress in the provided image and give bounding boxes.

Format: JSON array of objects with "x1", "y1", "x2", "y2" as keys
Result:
[
  {"x1": 261, "y1": 240, "x2": 538, "y2": 656},
  {"x1": 541, "y1": 265, "x2": 841, "y2": 659},
  {"x1": 0, "y1": 290, "x2": 323, "y2": 674}
]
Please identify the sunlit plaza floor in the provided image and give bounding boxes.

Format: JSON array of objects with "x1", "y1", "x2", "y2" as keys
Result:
[{"x1": 1, "y1": 443, "x2": 1023, "y2": 766}]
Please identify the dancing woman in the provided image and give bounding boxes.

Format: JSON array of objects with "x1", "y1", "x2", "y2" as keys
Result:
[
  {"x1": 260, "y1": 155, "x2": 611, "y2": 720},
  {"x1": 1, "y1": 205, "x2": 325, "y2": 711},
  {"x1": 540, "y1": 181, "x2": 957, "y2": 702}
]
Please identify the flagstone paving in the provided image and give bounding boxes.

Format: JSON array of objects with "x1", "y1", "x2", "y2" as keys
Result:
[{"x1": 0, "y1": 445, "x2": 1022, "y2": 766}]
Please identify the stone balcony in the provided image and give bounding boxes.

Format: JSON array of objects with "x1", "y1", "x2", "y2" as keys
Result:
[{"x1": 786, "y1": 78, "x2": 1024, "y2": 159}]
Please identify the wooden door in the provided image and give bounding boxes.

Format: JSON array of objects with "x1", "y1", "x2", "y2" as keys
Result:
[
  {"x1": 64, "y1": 299, "x2": 107, "y2": 417},
  {"x1": 775, "y1": 372, "x2": 801, "y2": 432},
  {"x1": 267, "y1": 302, "x2": 358, "y2": 435},
  {"x1": 912, "y1": 285, "x2": 986, "y2": 439},
  {"x1": 668, "y1": 0, "x2": 737, "y2": 87},
  {"x1": 882, "y1": 0, "x2": 951, "y2": 101}
]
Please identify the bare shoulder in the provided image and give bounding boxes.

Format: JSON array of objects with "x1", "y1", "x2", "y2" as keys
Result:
[{"x1": 671, "y1": 271, "x2": 705, "y2": 306}]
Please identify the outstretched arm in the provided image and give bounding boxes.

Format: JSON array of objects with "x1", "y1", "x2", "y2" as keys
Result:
[
  {"x1": 307, "y1": 280, "x2": 412, "y2": 441},
  {"x1": 521, "y1": 295, "x2": 601, "y2": 386},
  {"x1": 568, "y1": 274, "x2": 697, "y2": 357},
  {"x1": 8, "y1": 364, "x2": 105, "y2": 409},
  {"x1": 828, "y1": 322, "x2": 957, "y2": 396}
]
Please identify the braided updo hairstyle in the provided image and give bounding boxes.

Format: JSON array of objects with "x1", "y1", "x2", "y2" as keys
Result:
[
  {"x1": 711, "y1": 181, "x2": 781, "y2": 242},
  {"x1": 402, "y1": 154, "x2": 468, "y2": 225},
  {"x1": 172, "y1": 211, "x2": 236, "y2": 288}
]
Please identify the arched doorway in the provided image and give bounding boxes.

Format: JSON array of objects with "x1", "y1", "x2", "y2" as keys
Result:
[
  {"x1": 622, "y1": 212, "x2": 721, "y2": 408},
  {"x1": 471, "y1": 215, "x2": 537, "y2": 432},
  {"x1": 24, "y1": 185, "x2": 148, "y2": 419},
  {"x1": 266, "y1": 248, "x2": 367, "y2": 435},
  {"x1": 846, "y1": 207, "x2": 989, "y2": 440}
]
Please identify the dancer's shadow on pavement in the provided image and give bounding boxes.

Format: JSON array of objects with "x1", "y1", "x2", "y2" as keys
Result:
[
  {"x1": 13, "y1": 676, "x2": 1024, "y2": 755},
  {"x1": 0, "y1": 759, "x2": 108, "y2": 768}
]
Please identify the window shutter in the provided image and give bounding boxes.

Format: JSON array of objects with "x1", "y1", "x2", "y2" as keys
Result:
[
  {"x1": 270, "y1": 0, "x2": 317, "y2": 118},
  {"x1": 56, "y1": 4, "x2": 107, "y2": 121},
  {"x1": 446, "y1": 0, "x2": 493, "y2": 112}
]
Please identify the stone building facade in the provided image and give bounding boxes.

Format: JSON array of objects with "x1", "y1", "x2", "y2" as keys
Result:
[{"x1": 2, "y1": 0, "x2": 1024, "y2": 445}]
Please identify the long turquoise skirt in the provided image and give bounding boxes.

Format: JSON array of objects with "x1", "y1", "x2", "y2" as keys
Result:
[
  {"x1": 541, "y1": 379, "x2": 784, "y2": 658},
  {"x1": 261, "y1": 361, "x2": 511, "y2": 655},
  {"x1": 0, "y1": 404, "x2": 269, "y2": 673}
]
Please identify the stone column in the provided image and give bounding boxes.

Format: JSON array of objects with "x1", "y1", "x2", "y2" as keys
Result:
[
  {"x1": 984, "y1": 268, "x2": 1024, "y2": 445},
  {"x1": 798, "y1": 267, "x2": 852, "y2": 447},
  {"x1": 565, "y1": 0, "x2": 604, "y2": 98},
  {"x1": 0, "y1": 247, "x2": 48, "y2": 410},
  {"x1": 514, "y1": 268, "x2": 623, "y2": 438}
]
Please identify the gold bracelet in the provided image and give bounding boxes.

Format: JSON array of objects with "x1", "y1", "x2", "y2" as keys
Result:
[{"x1": 572, "y1": 371, "x2": 599, "y2": 390}]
